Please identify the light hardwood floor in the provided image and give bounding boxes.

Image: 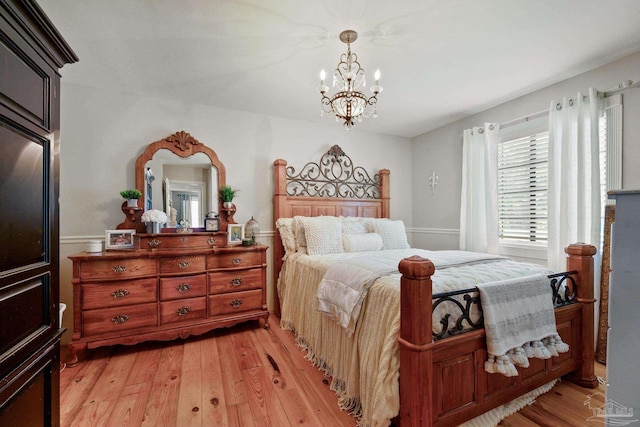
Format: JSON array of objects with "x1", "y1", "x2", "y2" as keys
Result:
[{"x1": 60, "y1": 320, "x2": 606, "y2": 426}]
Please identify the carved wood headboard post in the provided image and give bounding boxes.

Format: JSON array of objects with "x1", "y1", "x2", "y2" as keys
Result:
[
  {"x1": 273, "y1": 158, "x2": 289, "y2": 317},
  {"x1": 379, "y1": 168, "x2": 390, "y2": 218}
]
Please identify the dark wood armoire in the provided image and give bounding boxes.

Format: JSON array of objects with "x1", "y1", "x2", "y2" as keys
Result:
[{"x1": 0, "y1": 1, "x2": 77, "y2": 425}]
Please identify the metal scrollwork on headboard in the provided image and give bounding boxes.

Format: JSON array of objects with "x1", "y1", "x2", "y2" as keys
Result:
[{"x1": 285, "y1": 145, "x2": 381, "y2": 198}]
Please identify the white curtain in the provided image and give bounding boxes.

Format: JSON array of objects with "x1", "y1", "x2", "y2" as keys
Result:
[
  {"x1": 547, "y1": 87, "x2": 601, "y2": 273},
  {"x1": 459, "y1": 123, "x2": 500, "y2": 253}
]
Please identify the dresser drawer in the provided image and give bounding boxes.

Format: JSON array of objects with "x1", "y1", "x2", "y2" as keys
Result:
[
  {"x1": 160, "y1": 297, "x2": 207, "y2": 325},
  {"x1": 139, "y1": 234, "x2": 219, "y2": 250},
  {"x1": 160, "y1": 274, "x2": 206, "y2": 301},
  {"x1": 209, "y1": 289, "x2": 262, "y2": 316},
  {"x1": 207, "y1": 252, "x2": 262, "y2": 269},
  {"x1": 82, "y1": 278, "x2": 157, "y2": 309},
  {"x1": 82, "y1": 303, "x2": 157, "y2": 336},
  {"x1": 79, "y1": 258, "x2": 157, "y2": 280},
  {"x1": 209, "y1": 269, "x2": 262, "y2": 294},
  {"x1": 159, "y1": 255, "x2": 206, "y2": 274}
]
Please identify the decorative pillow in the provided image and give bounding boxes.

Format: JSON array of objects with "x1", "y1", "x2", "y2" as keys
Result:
[
  {"x1": 342, "y1": 233, "x2": 383, "y2": 252},
  {"x1": 302, "y1": 216, "x2": 343, "y2": 255},
  {"x1": 340, "y1": 216, "x2": 370, "y2": 235},
  {"x1": 369, "y1": 219, "x2": 410, "y2": 250},
  {"x1": 293, "y1": 216, "x2": 308, "y2": 254},
  {"x1": 275, "y1": 218, "x2": 296, "y2": 255}
]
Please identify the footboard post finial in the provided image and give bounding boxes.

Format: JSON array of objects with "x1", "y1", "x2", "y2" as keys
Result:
[
  {"x1": 566, "y1": 243, "x2": 599, "y2": 388},
  {"x1": 398, "y1": 256, "x2": 436, "y2": 427}
]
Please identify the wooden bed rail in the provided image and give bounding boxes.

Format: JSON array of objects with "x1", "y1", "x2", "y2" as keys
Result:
[{"x1": 397, "y1": 243, "x2": 598, "y2": 427}]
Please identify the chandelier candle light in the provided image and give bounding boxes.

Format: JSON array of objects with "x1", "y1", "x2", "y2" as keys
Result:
[{"x1": 317, "y1": 30, "x2": 383, "y2": 130}]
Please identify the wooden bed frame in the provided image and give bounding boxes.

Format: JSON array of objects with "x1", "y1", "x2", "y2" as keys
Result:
[{"x1": 273, "y1": 146, "x2": 597, "y2": 427}]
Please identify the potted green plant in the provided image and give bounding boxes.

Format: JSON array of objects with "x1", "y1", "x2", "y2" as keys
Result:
[
  {"x1": 120, "y1": 189, "x2": 142, "y2": 208},
  {"x1": 220, "y1": 185, "x2": 238, "y2": 209}
]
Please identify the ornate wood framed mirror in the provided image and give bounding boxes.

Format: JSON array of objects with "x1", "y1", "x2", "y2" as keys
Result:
[{"x1": 122, "y1": 131, "x2": 229, "y2": 233}]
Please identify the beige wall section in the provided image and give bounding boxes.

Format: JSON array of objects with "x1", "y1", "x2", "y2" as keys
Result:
[
  {"x1": 57, "y1": 84, "x2": 412, "y2": 345},
  {"x1": 411, "y1": 51, "x2": 640, "y2": 259}
]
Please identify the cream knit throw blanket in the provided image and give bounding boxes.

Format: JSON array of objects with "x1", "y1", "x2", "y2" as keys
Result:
[
  {"x1": 317, "y1": 255, "x2": 399, "y2": 336},
  {"x1": 477, "y1": 272, "x2": 569, "y2": 377}
]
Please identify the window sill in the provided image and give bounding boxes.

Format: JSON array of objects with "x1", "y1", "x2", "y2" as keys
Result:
[{"x1": 498, "y1": 241, "x2": 547, "y2": 260}]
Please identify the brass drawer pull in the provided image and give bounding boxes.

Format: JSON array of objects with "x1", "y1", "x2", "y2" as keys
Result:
[
  {"x1": 176, "y1": 306, "x2": 192, "y2": 316},
  {"x1": 230, "y1": 278, "x2": 243, "y2": 287},
  {"x1": 231, "y1": 258, "x2": 242, "y2": 265},
  {"x1": 177, "y1": 261, "x2": 191, "y2": 269},
  {"x1": 112, "y1": 314, "x2": 129, "y2": 324},
  {"x1": 230, "y1": 299, "x2": 243, "y2": 308},
  {"x1": 207, "y1": 237, "x2": 217, "y2": 245},
  {"x1": 111, "y1": 289, "x2": 130, "y2": 298},
  {"x1": 112, "y1": 265, "x2": 127, "y2": 273},
  {"x1": 147, "y1": 239, "x2": 162, "y2": 248},
  {"x1": 176, "y1": 283, "x2": 192, "y2": 292},
  {"x1": 180, "y1": 237, "x2": 188, "y2": 243}
]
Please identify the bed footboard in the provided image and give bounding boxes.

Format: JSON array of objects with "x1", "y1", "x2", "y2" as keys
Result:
[{"x1": 397, "y1": 243, "x2": 597, "y2": 427}]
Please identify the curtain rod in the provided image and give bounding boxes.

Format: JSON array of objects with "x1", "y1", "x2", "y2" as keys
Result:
[
  {"x1": 477, "y1": 78, "x2": 638, "y2": 133},
  {"x1": 499, "y1": 109, "x2": 548, "y2": 130},
  {"x1": 501, "y1": 78, "x2": 639, "y2": 130},
  {"x1": 601, "y1": 79, "x2": 639, "y2": 97}
]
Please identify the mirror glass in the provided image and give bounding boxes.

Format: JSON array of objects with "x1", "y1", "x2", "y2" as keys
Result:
[{"x1": 144, "y1": 150, "x2": 218, "y2": 228}]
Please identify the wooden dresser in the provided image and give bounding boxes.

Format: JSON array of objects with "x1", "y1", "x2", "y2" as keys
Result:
[{"x1": 68, "y1": 234, "x2": 268, "y2": 365}]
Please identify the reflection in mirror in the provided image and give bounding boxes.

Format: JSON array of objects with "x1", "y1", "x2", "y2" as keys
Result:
[{"x1": 144, "y1": 149, "x2": 218, "y2": 227}]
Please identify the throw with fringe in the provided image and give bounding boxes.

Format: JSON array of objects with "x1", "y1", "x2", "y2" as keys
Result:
[{"x1": 477, "y1": 273, "x2": 569, "y2": 377}]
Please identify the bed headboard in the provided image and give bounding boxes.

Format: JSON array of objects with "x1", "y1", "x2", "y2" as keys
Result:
[{"x1": 272, "y1": 145, "x2": 390, "y2": 313}]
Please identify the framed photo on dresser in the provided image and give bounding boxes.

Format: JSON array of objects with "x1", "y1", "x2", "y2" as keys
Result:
[
  {"x1": 105, "y1": 229, "x2": 136, "y2": 249},
  {"x1": 227, "y1": 224, "x2": 244, "y2": 245}
]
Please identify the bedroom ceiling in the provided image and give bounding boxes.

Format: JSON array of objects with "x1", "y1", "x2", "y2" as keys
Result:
[{"x1": 39, "y1": 0, "x2": 640, "y2": 138}]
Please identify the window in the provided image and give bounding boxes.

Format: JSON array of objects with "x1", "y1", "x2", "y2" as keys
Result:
[
  {"x1": 495, "y1": 94, "x2": 621, "y2": 256},
  {"x1": 497, "y1": 127, "x2": 549, "y2": 244}
]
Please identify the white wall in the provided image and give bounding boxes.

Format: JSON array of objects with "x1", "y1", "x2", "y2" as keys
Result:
[
  {"x1": 58, "y1": 83, "x2": 412, "y2": 343},
  {"x1": 411, "y1": 51, "x2": 640, "y2": 262}
]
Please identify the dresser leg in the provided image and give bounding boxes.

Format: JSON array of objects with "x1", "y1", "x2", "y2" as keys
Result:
[
  {"x1": 67, "y1": 342, "x2": 86, "y2": 367},
  {"x1": 262, "y1": 313, "x2": 270, "y2": 330}
]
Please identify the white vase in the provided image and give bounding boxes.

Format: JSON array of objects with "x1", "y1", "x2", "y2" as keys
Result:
[
  {"x1": 223, "y1": 201, "x2": 234, "y2": 209},
  {"x1": 126, "y1": 198, "x2": 138, "y2": 208}
]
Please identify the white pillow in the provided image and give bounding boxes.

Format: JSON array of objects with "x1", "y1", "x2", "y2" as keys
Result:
[
  {"x1": 293, "y1": 216, "x2": 308, "y2": 254},
  {"x1": 302, "y1": 216, "x2": 343, "y2": 255},
  {"x1": 340, "y1": 216, "x2": 370, "y2": 235},
  {"x1": 342, "y1": 233, "x2": 383, "y2": 252},
  {"x1": 275, "y1": 218, "x2": 296, "y2": 255},
  {"x1": 370, "y1": 219, "x2": 410, "y2": 250}
]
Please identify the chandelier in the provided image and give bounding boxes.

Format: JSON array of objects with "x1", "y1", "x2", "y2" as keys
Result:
[{"x1": 317, "y1": 30, "x2": 383, "y2": 130}]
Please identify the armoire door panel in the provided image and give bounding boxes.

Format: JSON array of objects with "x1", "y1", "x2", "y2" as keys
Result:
[
  {"x1": 0, "y1": 122, "x2": 48, "y2": 272},
  {"x1": 0, "y1": 40, "x2": 48, "y2": 127},
  {"x1": 0, "y1": 275, "x2": 50, "y2": 379}
]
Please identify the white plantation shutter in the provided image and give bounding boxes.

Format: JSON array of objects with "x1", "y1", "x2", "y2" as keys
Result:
[{"x1": 497, "y1": 131, "x2": 549, "y2": 242}]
